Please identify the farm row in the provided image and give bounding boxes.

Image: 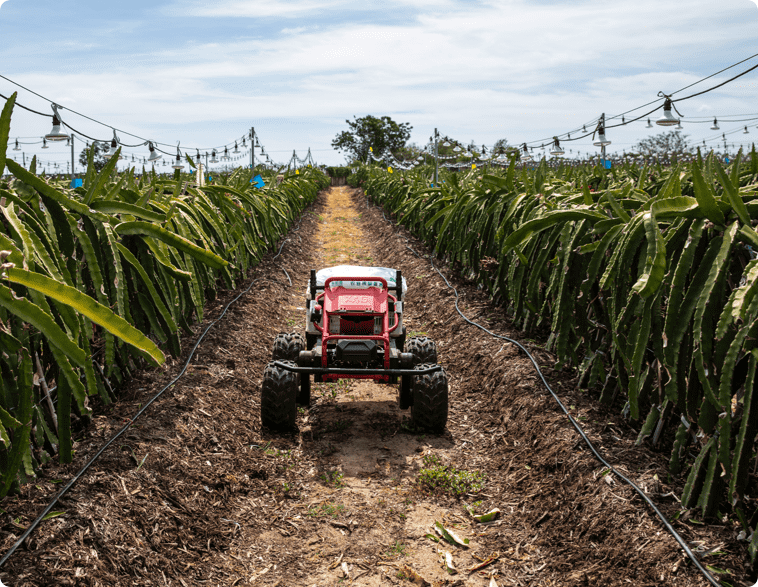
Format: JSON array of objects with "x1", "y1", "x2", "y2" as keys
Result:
[
  {"x1": 355, "y1": 151, "x2": 758, "y2": 563},
  {"x1": 0, "y1": 93, "x2": 329, "y2": 494}
]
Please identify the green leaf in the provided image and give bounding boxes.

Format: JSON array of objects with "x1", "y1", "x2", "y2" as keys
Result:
[
  {"x1": 3, "y1": 268, "x2": 165, "y2": 365},
  {"x1": 0, "y1": 92, "x2": 16, "y2": 178},
  {"x1": 0, "y1": 284, "x2": 87, "y2": 367},
  {"x1": 631, "y1": 211, "x2": 666, "y2": 298},
  {"x1": 714, "y1": 159, "x2": 750, "y2": 226},
  {"x1": 691, "y1": 162, "x2": 725, "y2": 225},
  {"x1": 116, "y1": 243, "x2": 177, "y2": 334},
  {"x1": 650, "y1": 196, "x2": 700, "y2": 219},
  {"x1": 4, "y1": 159, "x2": 110, "y2": 222},
  {"x1": 84, "y1": 147, "x2": 122, "y2": 205},
  {"x1": 114, "y1": 221, "x2": 228, "y2": 269},
  {"x1": 90, "y1": 200, "x2": 167, "y2": 223},
  {"x1": 503, "y1": 209, "x2": 607, "y2": 251}
]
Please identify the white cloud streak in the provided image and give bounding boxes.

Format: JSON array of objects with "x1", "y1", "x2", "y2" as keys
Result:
[{"x1": 3, "y1": 0, "x2": 758, "y2": 165}]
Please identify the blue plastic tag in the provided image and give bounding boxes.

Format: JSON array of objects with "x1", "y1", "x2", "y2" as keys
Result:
[
  {"x1": 70, "y1": 178, "x2": 83, "y2": 188},
  {"x1": 250, "y1": 174, "x2": 265, "y2": 188}
]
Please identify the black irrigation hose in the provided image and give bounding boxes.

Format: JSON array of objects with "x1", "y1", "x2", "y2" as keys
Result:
[
  {"x1": 0, "y1": 231, "x2": 296, "y2": 570},
  {"x1": 374, "y1": 200, "x2": 721, "y2": 587}
]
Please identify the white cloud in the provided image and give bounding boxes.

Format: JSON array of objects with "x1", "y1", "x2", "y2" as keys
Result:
[{"x1": 3, "y1": 0, "x2": 758, "y2": 165}]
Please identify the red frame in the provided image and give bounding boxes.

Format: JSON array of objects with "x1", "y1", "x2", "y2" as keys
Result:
[{"x1": 312, "y1": 276, "x2": 400, "y2": 382}]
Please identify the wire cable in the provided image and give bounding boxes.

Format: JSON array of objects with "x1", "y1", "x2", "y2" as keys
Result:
[
  {"x1": 373, "y1": 200, "x2": 721, "y2": 587},
  {"x1": 0, "y1": 231, "x2": 296, "y2": 570}
]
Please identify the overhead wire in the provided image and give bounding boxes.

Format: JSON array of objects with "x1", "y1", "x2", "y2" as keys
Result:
[{"x1": 0, "y1": 224, "x2": 300, "y2": 570}]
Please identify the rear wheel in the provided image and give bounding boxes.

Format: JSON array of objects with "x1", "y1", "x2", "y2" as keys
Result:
[
  {"x1": 411, "y1": 363, "x2": 448, "y2": 433},
  {"x1": 272, "y1": 332, "x2": 305, "y2": 361},
  {"x1": 405, "y1": 336, "x2": 438, "y2": 365},
  {"x1": 261, "y1": 361, "x2": 298, "y2": 431}
]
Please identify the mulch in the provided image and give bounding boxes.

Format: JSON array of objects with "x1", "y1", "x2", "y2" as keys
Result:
[{"x1": 0, "y1": 187, "x2": 751, "y2": 587}]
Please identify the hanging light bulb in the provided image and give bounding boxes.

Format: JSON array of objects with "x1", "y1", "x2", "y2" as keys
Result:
[
  {"x1": 744, "y1": 126, "x2": 750, "y2": 134},
  {"x1": 233, "y1": 142, "x2": 239, "y2": 153},
  {"x1": 172, "y1": 149, "x2": 183, "y2": 170},
  {"x1": 549, "y1": 137, "x2": 565, "y2": 156},
  {"x1": 593, "y1": 116, "x2": 611, "y2": 147},
  {"x1": 646, "y1": 118, "x2": 653, "y2": 128},
  {"x1": 656, "y1": 97, "x2": 679, "y2": 126},
  {"x1": 41, "y1": 138, "x2": 49, "y2": 149},
  {"x1": 221, "y1": 146, "x2": 230, "y2": 161},
  {"x1": 103, "y1": 130, "x2": 121, "y2": 160},
  {"x1": 521, "y1": 143, "x2": 533, "y2": 162},
  {"x1": 675, "y1": 121, "x2": 683, "y2": 130},
  {"x1": 582, "y1": 125, "x2": 587, "y2": 132},
  {"x1": 148, "y1": 141, "x2": 162, "y2": 162},
  {"x1": 210, "y1": 150, "x2": 218, "y2": 163},
  {"x1": 453, "y1": 145, "x2": 461, "y2": 152},
  {"x1": 442, "y1": 140, "x2": 451, "y2": 147},
  {"x1": 13, "y1": 139, "x2": 20, "y2": 151},
  {"x1": 711, "y1": 118, "x2": 720, "y2": 130},
  {"x1": 45, "y1": 104, "x2": 69, "y2": 142}
]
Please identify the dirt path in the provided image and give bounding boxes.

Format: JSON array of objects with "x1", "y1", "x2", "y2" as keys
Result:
[{"x1": 1, "y1": 187, "x2": 747, "y2": 586}]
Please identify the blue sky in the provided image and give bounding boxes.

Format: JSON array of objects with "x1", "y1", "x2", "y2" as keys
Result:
[{"x1": 1, "y1": 0, "x2": 757, "y2": 170}]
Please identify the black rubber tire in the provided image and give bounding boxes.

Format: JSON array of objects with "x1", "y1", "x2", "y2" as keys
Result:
[
  {"x1": 411, "y1": 363, "x2": 448, "y2": 433},
  {"x1": 261, "y1": 361, "x2": 298, "y2": 431},
  {"x1": 298, "y1": 373, "x2": 311, "y2": 407},
  {"x1": 405, "y1": 336, "x2": 438, "y2": 365},
  {"x1": 272, "y1": 332, "x2": 305, "y2": 361}
]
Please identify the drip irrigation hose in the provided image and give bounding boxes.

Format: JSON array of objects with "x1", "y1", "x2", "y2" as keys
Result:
[
  {"x1": 374, "y1": 200, "x2": 721, "y2": 587},
  {"x1": 0, "y1": 231, "x2": 296, "y2": 570}
]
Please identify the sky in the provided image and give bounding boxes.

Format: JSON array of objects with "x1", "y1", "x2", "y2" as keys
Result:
[{"x1": 0, "y1": 0, "x2": 757, "y2": 171}]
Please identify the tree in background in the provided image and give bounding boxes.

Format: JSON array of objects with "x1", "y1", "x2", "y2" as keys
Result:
[
  {"x1": 395, "y1": 141, "x2": 425, "y2": 162},
  {"x1": 632, "y1": 130, "x2": 693, "y2": 157},
  {"x1": 79, "y1": 142, "x2": 108, "y2": 172},
  {"x1": 492, "y1": 138, "x2": 511, "y2": 155},
  {"x1": 332, "y1": 115, "x2": 412, "y2": 163}
]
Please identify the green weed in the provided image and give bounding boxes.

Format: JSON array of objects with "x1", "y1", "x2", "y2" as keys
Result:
[
  {"x1": 416, "y1": 454, "x2": 485, "y2": 496},
  {"x1": 307, "y1": 502, "x2": 346, "y2": 518},
  {"x1": 320, "y1": 470, "x2": 345, "y2": 488}
]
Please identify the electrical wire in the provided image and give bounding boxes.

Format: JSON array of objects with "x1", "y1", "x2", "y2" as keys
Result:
[
  {"x1": 523, "y1": 52, "x2": 758, "y2": 148},
  {"x1": 0, "y1": 231, "x2": 296, "y2": 570},
  {"x1": 373, "y1": 202, "x2": 722, "y2": 587},
  {"x1": 0, "y1": 77, "x2": 263, "y2": 156}
]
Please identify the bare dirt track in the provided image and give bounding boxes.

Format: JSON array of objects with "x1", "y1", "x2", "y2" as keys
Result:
[{"x1": 0, "y1": 186, "x2": 750, "y2": 586}]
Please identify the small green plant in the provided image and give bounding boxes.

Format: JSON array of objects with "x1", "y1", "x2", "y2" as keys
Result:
[
  {"x1": 387, "y1": 541, "x2": 407, "y2": 557},
  {"x1": 416, "y1": 454, "x2": 485, "y2": 496},
  {"x1": 320, "y1": 470, "x2": 345, "y2": 488},
  {"x1": 307, "y1": 502, "x2": 346, "y2": 518}
]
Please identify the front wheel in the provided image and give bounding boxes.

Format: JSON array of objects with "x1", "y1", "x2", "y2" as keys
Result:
[
  {"x1": 261, "y1": 361, "x2": 298, "y2": 431},
  {"x1": 411, "y1": 363, "x2": 448, "y2": 434}
]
